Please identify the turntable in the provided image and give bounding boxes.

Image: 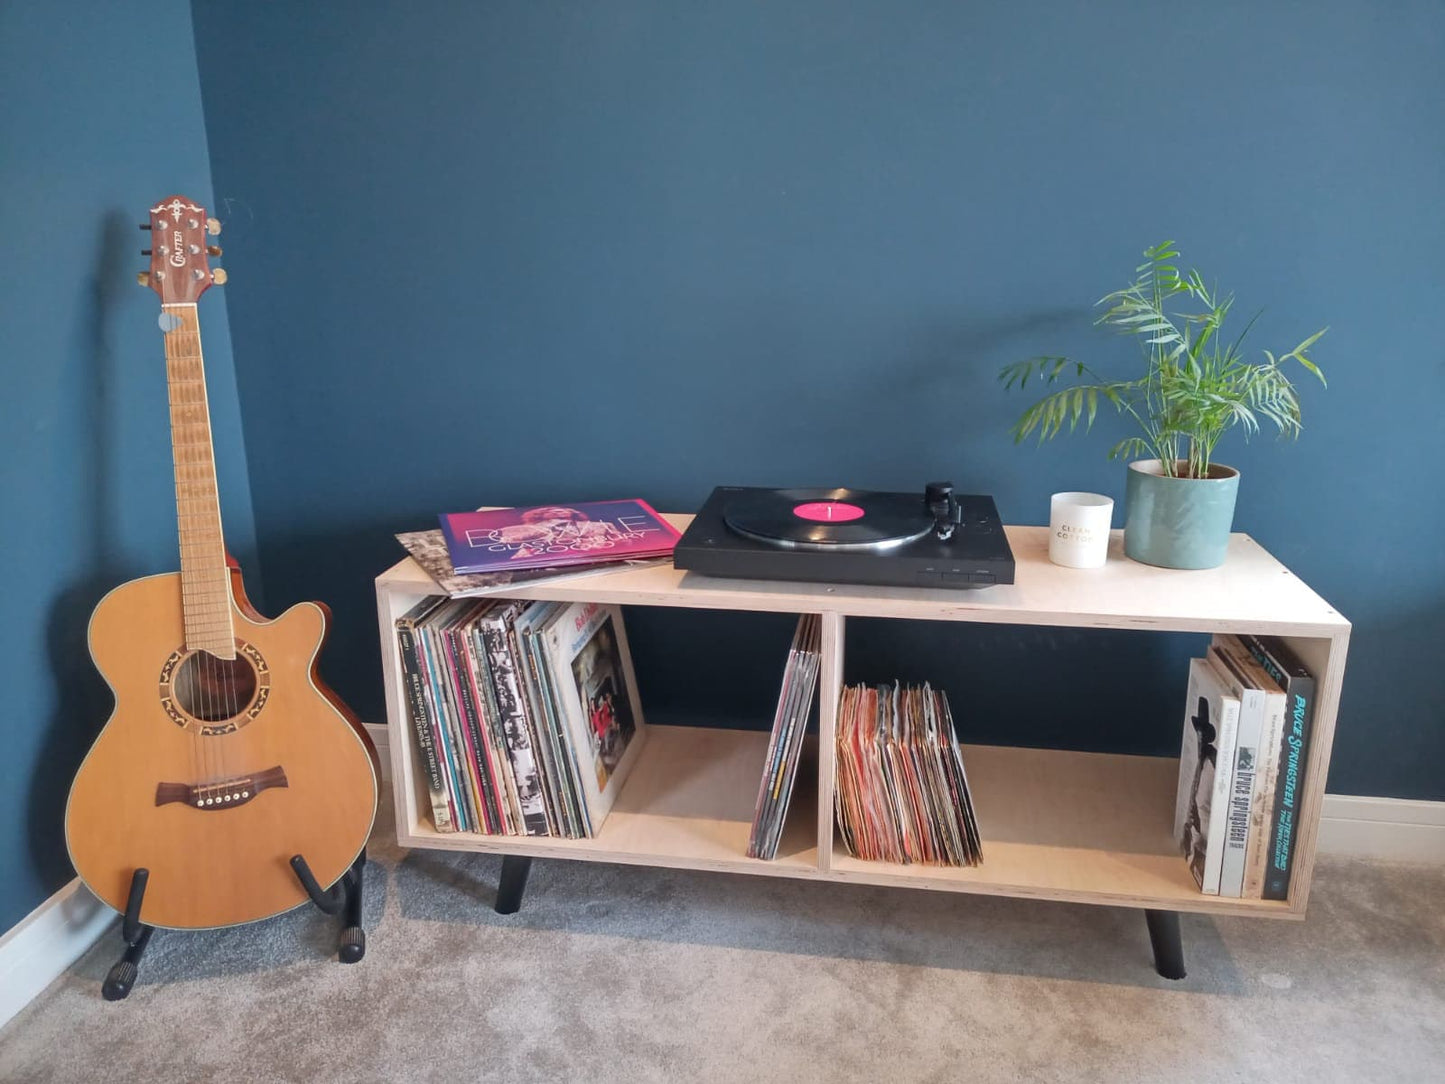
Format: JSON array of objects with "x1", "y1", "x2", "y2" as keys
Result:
[{"x1": 673, "y1": 483, "x2": 1016, "y2": 590}]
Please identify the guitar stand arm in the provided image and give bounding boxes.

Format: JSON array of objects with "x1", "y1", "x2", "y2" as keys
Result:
[
  {"x1": 291, "y1": 850, "x2": 368, "y2": 963},
  {"x1": 121, "y1": 867, "x2": 149, "y2": 944},
  {"x1": 290, "y1": 854, "x2": 349, "y2": 915}
]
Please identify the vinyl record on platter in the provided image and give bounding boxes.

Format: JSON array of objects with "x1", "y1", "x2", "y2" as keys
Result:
[{"x1": 723, "y1": 487, "x2": 933, "y2": 552}]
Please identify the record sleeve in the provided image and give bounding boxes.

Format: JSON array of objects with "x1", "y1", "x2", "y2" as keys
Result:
[
  {"x1": 438, "y1": 500, "x2": 681, "y2": 575},
  {"x1": 541, "y1": 602, "x2": 648, "y2": 832},
  {"x1": 397, "y1": 529, "x2": 667, "y2": 598}
]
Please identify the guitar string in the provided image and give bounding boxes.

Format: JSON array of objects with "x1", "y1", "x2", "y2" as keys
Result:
[
  {"x1": 203, "y1": 308, "x2": 241, "y2": 792},
  {"x1": 165, "y1": 313, "x2": 199, "y2": 791},
  {"x1": 172, "y1": 312, "x2": 210, "y2": 792},
  {"x1": 169, "y1": 309, "x2": 220, "y2": 792},
  {"x1": 170, "y1": 295, "x2": 255, "y2": 796},
  {"x1": 195, "y1": 310, "x2": 230, "y2": 790},
  {"x1": 193, "y1": 306, "x2": 231, "y2": 789}
]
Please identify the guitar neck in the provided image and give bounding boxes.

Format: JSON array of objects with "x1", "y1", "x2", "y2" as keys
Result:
[{"x1": 163, "y1": 303, "x2": 235, "y2": 658}]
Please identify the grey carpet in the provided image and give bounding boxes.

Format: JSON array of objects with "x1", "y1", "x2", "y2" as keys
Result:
[{"x1": 2, "y1": 798, "x2": 1442, "y2": 1083}]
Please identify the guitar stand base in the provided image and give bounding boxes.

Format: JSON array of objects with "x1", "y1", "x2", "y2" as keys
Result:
[
  {"x1": 100, "y1": 851, "x2": 369, "y2": 1000},
  {"x1": 102, "y1": 923, "x2": 154, "y2": 1002}
]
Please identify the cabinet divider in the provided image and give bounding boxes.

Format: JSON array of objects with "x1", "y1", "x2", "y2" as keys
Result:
[{"x1": 816, "y1": 612, "x2": 845, "y2": 872}]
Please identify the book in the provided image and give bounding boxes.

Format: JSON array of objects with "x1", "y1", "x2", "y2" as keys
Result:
[
  {"x1": 395, "y1": 596, "x2": 454, "y2": 832},
  {"x1": 437, "y1": 499, "x2": 681, "y2": 575},
  {"x1": 539, "y1": 601, "x2": 648, "y2": 831},
  {"x1": 396, "y1": 528, "x2": 668, "y2": 598},
  {"x1": 1174, "y1": 658, "x2": 1241, "y2": 894},
  {"x1": 1241, "y1": 634, "x2": 1318, "y2": 901},
  {"x1": 747, "y1": 614, "x2": 822, "y2": 860},
  {"x1": 1206, "y1": 641, "x2": 1267, "y2": 898},
  {"x1": 1212, "y1": 634, "x2": 1288, "y2": 899}
]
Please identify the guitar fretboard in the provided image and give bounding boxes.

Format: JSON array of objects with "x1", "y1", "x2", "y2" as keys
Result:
[{"x1": 163, "y1": 304, "x2": 235, "y2": 658}]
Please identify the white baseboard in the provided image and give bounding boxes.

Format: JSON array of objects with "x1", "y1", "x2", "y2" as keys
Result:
[
  {"x1": 0, "y1": 878, "x2": 116, "y2": 1029},
  {"x1": 1317, "y1": 794, "x2": 1445, "y2": 862}
]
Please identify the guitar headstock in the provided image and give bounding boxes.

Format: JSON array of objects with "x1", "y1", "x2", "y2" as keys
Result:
[{"x1": 139, "y1": 194, "x2": 225, "y2": 304}]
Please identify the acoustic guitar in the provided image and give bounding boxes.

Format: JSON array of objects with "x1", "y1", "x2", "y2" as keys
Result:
[{"x1": 65, "y1": 195, "x2": 378, "y2": 930}]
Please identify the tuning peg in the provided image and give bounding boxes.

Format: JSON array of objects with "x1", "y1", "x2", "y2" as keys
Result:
[
  {"x1": 207, "y1": 245, "x2": 222, "y2": 257},
  {"x1": 206, "y1": 218, "x2": 221, "y2": 236},
  {"x1": 136, "y1": 272, "x2": 151, "y2": 287},
  {"x1": 141, "y1": 249, "x2": 153, "y2": 257},
  {"x1": 139, "y1": 223, "x2": 152, "y2": 230},
  {"x1": 212, "y1": 268, "x2": 228, "y2": 285}
]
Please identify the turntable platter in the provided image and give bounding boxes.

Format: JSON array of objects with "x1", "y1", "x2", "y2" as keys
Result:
[{"x1": 723, "y1": 487, "x2": 934, "y2": 552}]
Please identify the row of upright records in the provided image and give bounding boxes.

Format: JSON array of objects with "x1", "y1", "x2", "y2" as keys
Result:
[
  {"x1": 394, "y1": 596, "x2": 648, "y2": 837},
  {"x1": 393, "y1": 602, "x2": 984, "y2": 864}
]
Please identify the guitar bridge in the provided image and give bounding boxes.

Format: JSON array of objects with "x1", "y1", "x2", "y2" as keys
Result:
[{"x1": 155, "y1": 765, "x2": 288, "y2": 810}]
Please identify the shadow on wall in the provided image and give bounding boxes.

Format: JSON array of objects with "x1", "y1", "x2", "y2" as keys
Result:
[
  {"x1": 29, "y1": 211, "x2": 140, "y2": 888},
  {"x1": 243, "y1": 517, "x2": 421, "y2": 723},
  {"x1": 1326, "y1": 597, "x2": 1445, "y2": 797},
  {"x1": 884, "y1": 307, "x2": 1087, "y2": 399}
]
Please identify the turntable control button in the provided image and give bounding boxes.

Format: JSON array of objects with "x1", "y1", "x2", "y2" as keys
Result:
[
  {"x1": 942, "y1": 571, "x2": 971, "y2": 585},
  {"x1": 915, "y1": 569, "x2": 941, "y2": 586},
  {"x1": 969, "y1": 571, "x2": 997, "y2": 585}
]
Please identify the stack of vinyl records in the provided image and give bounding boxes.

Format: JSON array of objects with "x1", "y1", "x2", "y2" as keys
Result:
[
  {"x1": 834, "y1": 682, "x2": 982, "y2": 866},
  {"x1": 394, "y1": 596, "x2": 648, "y2": 837},
  {"x1": 747, "y1": 614, "x2": 822, "y2": 860}
]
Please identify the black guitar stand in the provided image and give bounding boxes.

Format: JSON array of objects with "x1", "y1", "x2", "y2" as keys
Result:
[{"x1": 101, "y1": 849, "x2": 369, "y2": 1001}]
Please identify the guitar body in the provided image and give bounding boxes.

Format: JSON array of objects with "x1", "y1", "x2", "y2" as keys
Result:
[{"x1": 66, "y1": 568, "x2": 378, "y2": 929}]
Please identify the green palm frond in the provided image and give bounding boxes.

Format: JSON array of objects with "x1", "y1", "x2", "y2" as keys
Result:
[{"x1": 998, "y1": 242, "x2": 1329, "y2": 477}]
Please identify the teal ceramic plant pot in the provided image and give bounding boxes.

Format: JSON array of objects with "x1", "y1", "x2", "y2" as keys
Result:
[{"x1": 1124, "y1": 460, "x2": 1240, "y2": 569}]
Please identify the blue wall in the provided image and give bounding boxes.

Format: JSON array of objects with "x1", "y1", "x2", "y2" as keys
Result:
[
  {"x1": 0, "y1": 1, "x2": 255, "y2": 931},
  {"x1": 191, "y1": 2, "x2": 1445, "y2": 799}
]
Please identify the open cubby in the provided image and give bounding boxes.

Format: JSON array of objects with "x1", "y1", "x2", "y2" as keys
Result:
[{"x1": 375, "y1": 518, "x2": 1349, "y2": 921}]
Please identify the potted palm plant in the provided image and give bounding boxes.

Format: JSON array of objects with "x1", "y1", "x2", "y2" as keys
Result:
[{"x1": 999, "y1": 242, "x2": 1326, "y2": 569}]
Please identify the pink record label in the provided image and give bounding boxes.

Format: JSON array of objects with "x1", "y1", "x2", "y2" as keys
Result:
[{"x1": 792, "y1": 501, "x2": 865, "y2": 523}]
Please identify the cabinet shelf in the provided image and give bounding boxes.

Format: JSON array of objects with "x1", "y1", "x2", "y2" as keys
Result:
[
  {"x1": 395, "y1": 725, "x2": 820, "y2": 878},
  {"x1": 829, "y1": 744, "x2": 1295, "y2": 917},
  {"x1": 376, "y1": 514, "x2": 1348, "y2": 920}
]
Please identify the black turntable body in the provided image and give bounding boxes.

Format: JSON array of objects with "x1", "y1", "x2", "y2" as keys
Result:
[{"x1": 673, "y1": 484, "x2": 1016, "y2": 590}]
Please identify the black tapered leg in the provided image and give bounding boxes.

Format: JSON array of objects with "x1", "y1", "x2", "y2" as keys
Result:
[
  {"x1": 495, "y1": 855, "x2": 532, "y2": 915},
  {"x1": 102, "y1": 924, "x2": 154, "y2": 1001},
  {"x1": 338, "y1": 849, "x2": 366, "y2": 964},
  {"x1": 1144, "y1": 909, "x2": 1186, "y2": 980}
]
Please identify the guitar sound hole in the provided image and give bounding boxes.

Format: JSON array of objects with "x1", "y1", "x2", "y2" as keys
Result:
[{"x1": 172, "y1": 651, "x2": 259, "y2": 722}]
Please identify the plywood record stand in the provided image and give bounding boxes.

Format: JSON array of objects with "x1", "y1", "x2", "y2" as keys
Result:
[{"x1": 375, "y1": 515, "x2": 1350, "y2": 979}]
